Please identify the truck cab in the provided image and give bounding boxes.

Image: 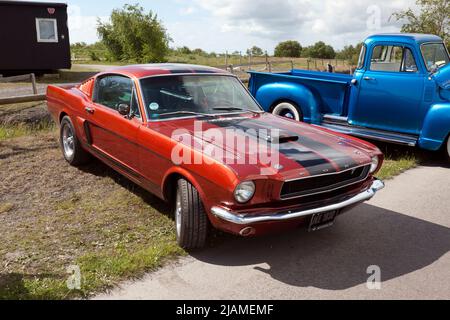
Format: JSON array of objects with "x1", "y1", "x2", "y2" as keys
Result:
[{"x1": 248, "y1": 33, "x2": 450, "y2": 160}]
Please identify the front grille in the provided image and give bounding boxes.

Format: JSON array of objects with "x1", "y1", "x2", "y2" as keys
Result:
[{"x1": 280, "y1": 165, "x2": 370, "y2": 199}]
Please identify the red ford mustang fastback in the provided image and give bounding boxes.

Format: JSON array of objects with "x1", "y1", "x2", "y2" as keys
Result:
[{"x1": 47, "y1": 64, "x2": 384, "y2": 249}]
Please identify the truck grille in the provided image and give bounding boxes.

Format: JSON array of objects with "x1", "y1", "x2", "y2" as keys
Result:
[{"x1": 280, "y1": 165, "x2": 370, "y2": 199}]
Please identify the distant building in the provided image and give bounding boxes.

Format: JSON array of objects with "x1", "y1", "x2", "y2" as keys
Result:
[{"x1": 0, "y1": 1, "x2": 71, "y2": 75}]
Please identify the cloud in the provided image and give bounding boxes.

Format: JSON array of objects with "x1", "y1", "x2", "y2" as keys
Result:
[
  {"x1": 65, "y1": 0, "x2": 419, "y2": 53},
  {"x1": 179, "y1": 7, "x2": 196, "y2": 15},
  {"x1": 193, "y1": 0, "x2": 416, "y2": 49},
  {"x1": 67, "y1": 5, "x2": 108, "y2": 44}
]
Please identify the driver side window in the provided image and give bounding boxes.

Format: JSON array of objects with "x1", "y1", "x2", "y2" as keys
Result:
[
  {"x1": 94, "y1": 75, "x2": 133, "y2": 110},
  {"x1": 370, "y1": 45, "x2": 418, "y2": 73}
]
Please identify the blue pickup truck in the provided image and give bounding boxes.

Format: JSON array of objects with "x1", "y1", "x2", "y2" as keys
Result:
[{"x1": 248, "y1": 33, "x2": 450, "y2": 161}]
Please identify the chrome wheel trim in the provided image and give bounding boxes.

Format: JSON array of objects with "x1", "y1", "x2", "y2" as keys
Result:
[
  {"x1": 272, "y1": 102, "x2": 301, "y2": 121},
  {"x1": 62, "y1": 124, "x2": 75, "y2": 159},
  {"x1": 175, "y1": 190, "x2": 182, "y2": 237}
]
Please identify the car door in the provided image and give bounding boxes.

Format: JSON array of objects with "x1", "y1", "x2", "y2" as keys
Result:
[
  {"x1": 84, "y1": 74, "x2": 142, "y2": 175},
  {"x1": 351, "y1": 44, "x2": 425, "y2": 135}
]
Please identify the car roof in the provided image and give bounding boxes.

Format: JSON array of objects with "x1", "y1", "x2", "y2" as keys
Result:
[
  {"x1": 365, "y1": 33, "x2": 443, "y2": 45},
  {"x1": 101, "y1": 63, "x2": 228, "y2": 79}
]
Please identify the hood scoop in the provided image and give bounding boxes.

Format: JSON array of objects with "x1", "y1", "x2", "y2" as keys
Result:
[{"x1": 257, "y1": 130, "x2": 299, "y2": 144}]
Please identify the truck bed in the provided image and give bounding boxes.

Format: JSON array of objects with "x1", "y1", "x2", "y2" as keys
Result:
[{"x1": 249, "y1": 69, "x2": 354, "y2": 117}]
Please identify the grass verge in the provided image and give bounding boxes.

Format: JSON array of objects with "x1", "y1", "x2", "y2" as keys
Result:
[
  {"x1": 0, "y1": 128, "x2": 185, "y2": 299},
  {"x1": 0, "y1": 121, "x2": 55, "y2": 141},
  {"x1": 377, "y1": 156, "x2": 418, "y2": 180}
]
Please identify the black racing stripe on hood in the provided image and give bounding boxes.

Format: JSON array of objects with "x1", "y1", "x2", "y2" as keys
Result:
[
  {"x1": 281, "y1": 147, "x2": 332, "y2": 175},
  {"x1": 207, "y1": 118, "x2": 337, "y2": 176},
  {"x1": 248, "y1": 118, "x2": 360, "y2": 171}
]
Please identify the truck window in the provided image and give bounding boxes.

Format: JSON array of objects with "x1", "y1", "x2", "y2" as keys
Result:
[
  {"x1": 370, "y1": 45, "x2": 417, "y2": 73},
  {"x1": 357, "y1": 45, "x2": 366, "y2": 69},
  {"x1": 402, "y1": 48, "x2": 418, "y2": 72},
  {"x1": 421, "y1": 43, "x2": 450, "y2": 72}
]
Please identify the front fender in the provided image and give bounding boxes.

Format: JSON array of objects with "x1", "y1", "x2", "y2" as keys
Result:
[
  {"x1": 161, "y1": 167, "x2": 209, "y2": 205},
  {"x1": 419, "y1": 103, "x2": 450, "y2": 151},
  {"x1": 255, "y1": 82, "x2": 320, "y2": 124}
]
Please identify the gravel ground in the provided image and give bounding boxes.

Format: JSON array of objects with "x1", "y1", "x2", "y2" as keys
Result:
[{"x1": 0, "y1": 102, "x2": 50, "y2": 125}]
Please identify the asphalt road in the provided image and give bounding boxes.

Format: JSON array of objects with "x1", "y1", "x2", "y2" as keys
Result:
[{"x1": 96, "y1": 165, "x2": 450, "y2": 300}]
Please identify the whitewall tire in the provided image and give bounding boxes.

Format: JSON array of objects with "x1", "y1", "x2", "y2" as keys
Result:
[{"x1": 272, "y1": 102, "x2": 303, "y2": 121}]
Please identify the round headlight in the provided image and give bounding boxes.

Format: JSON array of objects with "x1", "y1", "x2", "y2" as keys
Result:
[
  {"x1": 370, "y1": 156, "x2": 380, "y2": 173},
  {"x1": 234, "y1": 181, "x2": 256, "y2": 204}
]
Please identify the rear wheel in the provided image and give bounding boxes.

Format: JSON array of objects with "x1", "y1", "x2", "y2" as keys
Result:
[
  {"x1": 60, "y1": 116, "x2": 91, "y2": 166},
  {"x1": 174, "y1": 179, "x2": 208, "y2": 249},
  {"x1": 272, "y1": 101, "x2": 303, "y2": 121}
]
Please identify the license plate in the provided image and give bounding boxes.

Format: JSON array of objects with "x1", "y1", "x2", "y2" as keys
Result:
[{"x1": 308, "y1": 210, "x2": 338, "y2": 232}]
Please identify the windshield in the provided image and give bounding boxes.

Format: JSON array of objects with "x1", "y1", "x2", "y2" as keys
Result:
[
  {"x1": 421, "y1": 43, "x2": 450, "y2": 72},
  {"x1": 139, "y1": 75, "x2": 263, "y2": 120}
]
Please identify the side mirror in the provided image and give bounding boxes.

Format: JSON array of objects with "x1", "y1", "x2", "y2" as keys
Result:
[{"x1": 118, "y1": 103, "x2": 131, "y2": 117}]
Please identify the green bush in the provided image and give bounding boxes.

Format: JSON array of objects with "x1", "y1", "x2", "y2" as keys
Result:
[
  {"x1": 97, "y1": 4, "x2": 170, "y2": 63},
  {"x1": 274, "y1": 41, "x2": 302, "y2": 57}
]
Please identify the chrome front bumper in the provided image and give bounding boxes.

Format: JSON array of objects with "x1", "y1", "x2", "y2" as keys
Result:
[{"x1": 211, "y1": 180, "x2": 385, "y2": 225}]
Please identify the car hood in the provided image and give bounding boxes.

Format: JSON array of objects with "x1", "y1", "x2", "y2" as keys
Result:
[{"x1": 149, "y1": 113, "x2": 378, "y2": 180}]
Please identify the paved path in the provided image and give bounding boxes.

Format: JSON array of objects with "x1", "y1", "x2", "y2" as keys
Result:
[{"x1": 96, "y1": 166, "x2": 450, "y2": 300}]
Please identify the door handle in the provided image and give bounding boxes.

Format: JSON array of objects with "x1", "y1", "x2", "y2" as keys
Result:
[
  {"x1": 85, "y1": 107, "x2": 95, "y2": 114},
  {"x1": 363, "y1": 76, "x2": 375, "y2": 81}
]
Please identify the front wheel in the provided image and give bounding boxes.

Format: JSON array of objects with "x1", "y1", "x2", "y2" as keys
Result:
[
  {"x1": 272, "y1": 102, "x2": 303, "y2": 122},
  {"x1": 445, "y1": 135, "x2": 450, "y2": 163},
  {"x1": 174, "y1": 179, "x2": 208, "y2": 249}
]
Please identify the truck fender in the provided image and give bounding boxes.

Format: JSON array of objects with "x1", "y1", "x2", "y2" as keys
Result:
[
  {"x1": 254, "y1": 82, "x2": 320, "y2": 124},
  {"x1": 418, "y1": 103, "x2": 450, "y2": 151}
]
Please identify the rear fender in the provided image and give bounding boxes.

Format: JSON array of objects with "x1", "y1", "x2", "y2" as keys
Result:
[
  {"x1": 419, "y1": 103, "x2": 450, "y2": 151},
  {"x1": 255, "y1": 82, "x2": 320, "y2": 124}
]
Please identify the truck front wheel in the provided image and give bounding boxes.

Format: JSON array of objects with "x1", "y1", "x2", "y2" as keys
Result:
[
  {"x1": 445, "y1": 135, "x2": 450, "y2": 163},
  {"x1": 272, "y1": 102, "x2": 303, "y2": 122}
]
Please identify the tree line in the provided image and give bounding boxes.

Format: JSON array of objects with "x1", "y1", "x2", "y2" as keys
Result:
[{"x1": 73, "y1": 0, "x2": 448, "y2": 64}]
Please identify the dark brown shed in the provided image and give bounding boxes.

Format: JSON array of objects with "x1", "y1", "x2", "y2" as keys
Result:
[{"x1": 0, "y1": 0, "x2": 71, "y2": 75}]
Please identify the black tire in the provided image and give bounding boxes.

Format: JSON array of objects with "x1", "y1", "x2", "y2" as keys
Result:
[
  {"x1": 271, "y1": 101, "x2": 303, "y2": 121},
  {"x1": 60, "y1": 116, "x2": 91, "y2": 166},
  {"x1": 174, "y1": 179, "x2": 208, "y2": 249},
  {"x1": 444, "y1": 135, "x2": 450, "y2": 163}
]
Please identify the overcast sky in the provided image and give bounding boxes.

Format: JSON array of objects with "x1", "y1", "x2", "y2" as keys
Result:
[{"x1": 25, "y1": 0, "x2": 418, "y2": 53}]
